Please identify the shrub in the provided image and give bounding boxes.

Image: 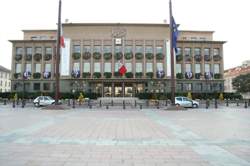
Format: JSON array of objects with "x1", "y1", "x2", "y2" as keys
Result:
[
  {"x1": 72, "y1": 52, "x2": 81, "y2": 60},
  {"x1": 145, "y1": 53, "x2": 154, "y2": 59},
  {"x1": 146, "y1": 72, "x2": 153, "y2": 78},
  {"x1": 156, "y1": 53, "x2": 164, "y2": 60},
  {"x1": 104, "y1": 72, "x2": 112, "y2": 78},
  {"x1": 34, "y1": 53, "x2": 42, "y2": 61},
  {"x1": 135, "y1": 53, "x2": 143, "y2": 60}
]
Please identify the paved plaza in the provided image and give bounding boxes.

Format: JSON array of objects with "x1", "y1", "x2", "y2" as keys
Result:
[{"x1": 0, "y1": 106, "x2": 250, "y2": 166}]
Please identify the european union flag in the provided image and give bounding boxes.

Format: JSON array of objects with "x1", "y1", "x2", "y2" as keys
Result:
[{"x1": 172, "y1": 16, "x2": 179, "y2": 54}]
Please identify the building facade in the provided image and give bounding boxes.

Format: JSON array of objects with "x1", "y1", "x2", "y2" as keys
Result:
[
  {"x1": 0, "y1": 65, "x2": 11, "y2": 92},
  {"x1": 10, "y1": 23, "x2": 225, "y2": 97}
]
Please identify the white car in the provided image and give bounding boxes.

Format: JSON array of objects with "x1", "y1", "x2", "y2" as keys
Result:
[
  {"x1": 33, "y1": 96, "x2": 56, "y2": 107},
  {"x1": 175, "y1": 96, "x2": 199, "y2": 108}
]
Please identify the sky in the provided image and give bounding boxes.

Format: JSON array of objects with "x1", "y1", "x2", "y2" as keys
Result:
[{"x1": 0, "y1": 0, "x2": 249, "y2": 70}]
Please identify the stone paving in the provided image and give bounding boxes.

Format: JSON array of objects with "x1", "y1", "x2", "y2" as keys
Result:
[{"x1": 0, "y1": 106, "x2": 250, "y2": 166}]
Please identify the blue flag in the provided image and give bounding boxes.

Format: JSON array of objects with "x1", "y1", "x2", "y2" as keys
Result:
[{"x1": 172, "y1": 16, "x2": 179, "y2": 54}]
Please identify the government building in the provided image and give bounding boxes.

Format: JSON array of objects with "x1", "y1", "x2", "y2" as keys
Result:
[{"x1": 10, "y1": 23, "x2": 225, "y2": 97}]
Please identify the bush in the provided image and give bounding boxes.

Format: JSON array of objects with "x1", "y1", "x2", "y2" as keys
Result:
[
  {"x1": 125, "y1": 72, "x2": 133, "y2": 78},
  {"x1": 104, "y1": 72, "x2": 112, "y2": 78},
  {"x1": 156, "y1": 53, "x2": 164, "y2": 60},
  {"x1": 103, "y1": 53, "x2": 112, "y2": 60},
  {"x1": 125, "y1": 52, "x2": 133, "y2": 60},
  {"x1": 145, "y1": 53, "x2": 154, "y2": 59},
  {"x1": 135, "y1": 53, "x2": 143, "y2": 60},
  {"x1": 72, "y1": 52, "x2": 81, "y2": 60}
]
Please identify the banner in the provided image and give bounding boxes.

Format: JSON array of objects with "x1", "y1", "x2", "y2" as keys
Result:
[{"x1": 60, "y1": 38, "x2": 70, "y2": 76}]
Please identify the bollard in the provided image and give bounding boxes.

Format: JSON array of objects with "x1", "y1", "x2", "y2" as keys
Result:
[
  {"x1": 67, "y1": 99, "x2": 71, "y2": 106},
  {"x1": 111, "y1": 100, "x2": 114, "y2": 106},
  {"x1": 89, "y1": 104, "x2": 92, "y2": 109},
  {"x1": 248, "y1": 99, "x2": 250, "y2": 107},
  {"x1": 3, "y1": 99, "x2": 7, "y2": 105},
  {"x1": 244, "y1": 100, "x2": 248, "y2": 108},
  {"x1": 106, "y1": 105, "x2": 109, "y2": 109},
  {"x1": 134, "y1": 100, "x2": 137, "y2": 107},
  {"x1": 88, "y1": 100, "x2": 90, "y2": 107},
  {"x1": 236, "y1": 100, "x2": 239, "y2": 106},
  {"x1": 140, "y1": 104, "x2": 142, "y2": 110},
  {"x1": 16, "y1": 99, "x2": 19, "y2": 105},
  {"x1": 165, "y1": 100, "x2": 168, "y2": 106},
  {"x1": 226, "y1": 99, "x2": 229, "y2": 107},
  {"x1": 21, "y1": 99, "x2": 25, "y2": 108},
  {"x1": 206, "y1": 99, "x2": 209, "y2": 109},
  {"x1": 146, "y1": 100, "x2": 149, "y2": 107},
  {"x1": 12, "y1": 100, "x2": 15, "y2": 108},
  {"x1": 215, "y1": 99, "x2": 218, "y2": 109},
  {"x1": 157, "y1": 101, "x2": 160, "y2": 109},
  {"x1": 99, "y1": 100, "x2": 102, "y2": 107},
  {"x1": 123, "y1": 100, "x2": 125, "y2": 109},
  {"x1": 72, "y1": 99, "x2": 75, "y2": 108}
]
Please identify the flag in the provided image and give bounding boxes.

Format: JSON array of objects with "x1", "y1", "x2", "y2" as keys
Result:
[
  {"x1": 119, "y1": 61, "x2": 127, "y2": 76},
  {"x1": 60, "y1": 24, "x2": 65, "y2": 48},
  {"x1": 171, "y1": 16, "x2": 179, "y2": 54}
]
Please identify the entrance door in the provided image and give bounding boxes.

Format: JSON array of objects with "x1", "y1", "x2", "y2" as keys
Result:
[{"x1": 114, "y1": 83, "x2": 122, "y2": 97}]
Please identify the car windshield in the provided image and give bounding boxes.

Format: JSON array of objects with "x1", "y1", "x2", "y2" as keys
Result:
[{"x1": 46, "y1": 96, "x2": 54, "y2": 100}]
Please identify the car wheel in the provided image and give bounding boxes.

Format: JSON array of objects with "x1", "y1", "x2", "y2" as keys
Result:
[
  {"x1": 34, "y1": 102, "x2": 40, "y2": 107},
  {"x1": 193, "y1": 104, "x2": 198, "y2": 108}
]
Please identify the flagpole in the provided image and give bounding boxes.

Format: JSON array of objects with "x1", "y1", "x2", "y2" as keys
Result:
[
  {"x1": 169, "y1": 0, "x2": 175, "y2": 105},
  {"x1": 55, "y1": 0, "x2": 61, "y2": 105}
]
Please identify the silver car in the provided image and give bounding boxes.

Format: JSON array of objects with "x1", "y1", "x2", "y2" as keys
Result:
[
  {"x1": 175, "y1": 96, "x2": 199, "y2": 108},
  {"x1": 33, "y1": 96, "x2": 55, "y2": 107}
]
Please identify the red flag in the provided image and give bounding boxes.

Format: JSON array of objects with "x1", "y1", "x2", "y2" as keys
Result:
[
  {"x1": 60, "y1": 25, "x2": 65, "y2": 48},
  {"x1": 119, "y1": 62, "x2": 127, "y2": 76}
]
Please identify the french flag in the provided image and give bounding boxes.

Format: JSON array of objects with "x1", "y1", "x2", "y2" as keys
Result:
[{"x1": 60, "y1": 25, "x2": 65, "y2": 48}]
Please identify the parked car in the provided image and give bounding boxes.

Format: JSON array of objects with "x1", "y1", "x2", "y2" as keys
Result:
[
  {"x1": 33, "y1": 96, "x2": 58, "y2": 107},
  {"x1": 175, "y1": 96, "x2": 199, "y2": 108}
]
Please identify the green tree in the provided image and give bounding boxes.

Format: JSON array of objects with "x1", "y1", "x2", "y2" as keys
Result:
[{"x1": 232, "y1": 73, "x2": 250, "y2": 93}]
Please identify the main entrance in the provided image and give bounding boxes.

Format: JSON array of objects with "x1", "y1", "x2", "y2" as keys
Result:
[{"x1": 103, "y1": 82, "x2": 134, "y2": 97}]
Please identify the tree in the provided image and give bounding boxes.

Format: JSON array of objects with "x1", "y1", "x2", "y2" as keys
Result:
[{"x1": 232, "y1": 73, "x2": 250, "y2": 93}]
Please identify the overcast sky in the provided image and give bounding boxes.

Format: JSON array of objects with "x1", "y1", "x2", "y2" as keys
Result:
[{"x1": 0, "y1": 0, "x2": 249, "y2": 70}]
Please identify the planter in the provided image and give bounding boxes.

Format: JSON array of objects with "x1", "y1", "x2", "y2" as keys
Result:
[
  {"x1": 93, "y1": 72, "x2": 101, "y2": 78},
  {"x1": 195, "y1": 73, "x2": 201, "y2": 79},
  {"x1": 214, "y1": 73, "x2": 221, "y2": 79},
  {"x1": 176, "y1": 55, "x2": 183, "y2": 62},
  {"x1": 72, "y1": 52, "x2": 81, "y2": 60},
  {"x1": 25, "y1": 54, "x2": 32, "y2": 61},
  {"x1": 125, "y1": 52, "x2": 133, "y2": 60},
  {"x1": 146, "y1": 72, "x2": 153, "y2": 78},
  {"x1": 135, "y1": 72, "x2": 143, "y2": 78},
  {"x1": 83, "y1": 52, "x2": 91, "y2": 60},
  {"x1": 176, "y1": 73, "x2": 183, "y2": 79},
  {"x1": 103, "y1": 53, "x2": 112, "y2": 60},
  {"x1": 135, "y1": 53, "x2": 143, "y2": 60},
  {"x1": 213, "y1": 55, "x2": 222, "y2": 61},
  {"x1": 185, "y1": 72, "x2": 193, "y2": 79},
  {"x1": 145, "y1": 53, "x2": 154, "y2": 60},
  {"x1": 104, "y1": 72, "x2": 112, "y2": 78},
  {"x1": 114, "y1": 72, "x2": 121, "y2": 77},
  {"x1": 194, "y1": 55, "x2": 201, "y2": 62},
  {"x1": 82, "y1": 72, "x2": 91, "y2": 78},
  {"x1": 13, "y1": 73, "x2": 21, "y2": 79},
  {"x1": 33, "y1": 72, "x2": 41, "y2": 79},
  {"x1": 71, "y1": 70, "x2": 80, "y2": 78},
  {"x1": 44, "y1": 54, "x2": 52, "y2": 61},
  {"x1": 23, "y1": 71, "x2": 31, "y2": 79},
  {"x1": 15, "y1": 54, "x2": 22, "y2": 61},
  {"x1": 115, "y1": 52, "x2": 123, "y2": 60},
  {"x1": 93, "y1": 52, "x2": 101, "y2": 59},
  {"x1": 204, "y1": 72, "x2": 213, "y2": 79},
  {"x1": 125, "y1": 72, "x2": 133, "y2": 78},
  {"x1": 43, "y1": 71, "x2": 51, "y2": 79},
  {"x1": 204, "y1": 55, "x2": 211, "y2": 61},
  {"x1": 156, "y1": 70, "x2": 165, "y2": 78},
  {"x1": 34, "y1": 53, "x2": 42, "y2": 61},
  {"x1": 156, "y1": 53, "x2": 164, "y2": 60}
]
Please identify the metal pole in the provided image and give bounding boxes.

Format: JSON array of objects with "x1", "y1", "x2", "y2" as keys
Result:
[
  {"x1": 169, "y1": 0, "x2": 175, "y2": 105},
  {"x1": 55, "y1": 0, "x2": 61, "y2": 105}
]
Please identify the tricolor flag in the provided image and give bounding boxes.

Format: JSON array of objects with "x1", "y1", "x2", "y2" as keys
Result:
[
  {"x1": 60, "y1": 24, "x2": 65, "y2": 48},
  {"x1": 118, "y1": 61, "x2": 127, "y2": 76}
]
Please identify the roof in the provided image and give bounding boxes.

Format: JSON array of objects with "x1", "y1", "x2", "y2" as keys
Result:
[
  {"x1": 224, "y1": 65, "x2": 250, "y2": 77},
  {"x1": 22, "y1": 30, "x2": 56, "y2": 32},
  {"x1": 180, "y1": 30, "x2": 214, "y2": 33},
  {"x1": 0, "y1": 65, "x2": 10, "y2": 73},
  {"x1": 62, "y1": 22, "x2": 171, "y2": 27},
  {"x1": 9, "y1": 40, "x2": 56, "y2": 43},
  {"x1": 177, "y1": 40, "x2": 226, "y2": 44}
]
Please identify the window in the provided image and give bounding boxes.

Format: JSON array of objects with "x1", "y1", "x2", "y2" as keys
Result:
[
  {"x1": 33, "y1": 83, "x2": 40, "y2": 91},
  {"x1": 183, "y1": 83, "x2": 192, "y2": 91},
  {"x1": 194, "y1": 83, "x2": 202, "y2": 91},
  {"x1": 83, "y1": 45, "x2": 91, "y2": 53},
  {"x1": 156, "y1": 46, "x2": 163, "y2": 54},
  {"x1": 115, "y1": 63, "x2": 119, "y2": 72},
  {"x1": 93, "y1": 46, "x2": 101, "y2": 53},
  {"x1": 125, "y1": 46, "x2": 132, "y2": 53},
  {"x1": 73, "y1": 62, "x2": 80, "y2": 71},
  {"x1": 43, "y1": 83, "x2": 50, "y2": 91},
  {"x1": 83, "y1": 63, "x2": 90, "y2": 72},
  {"x1": 135, "y1": 46, "x2": 143, "y2": 53},
  {"x1": 195, "y1": 64, "x2": 201, "y2": 73},
  {"x1": 45, "y1": 64, "x2": 51, "y2": 72},
  {"x1": 16, "y1": 47, "x2": 23, "y2": 54},
  {"x1": 115, "y1": 46, "x2": 122, "y2": 53},
  {"x1": 45, "y1": 47, "x2": 52, "y2": 54},
  {"x1": 213, "y1": 48, "x2": 220, "y2": 56},
  {"x1": 103, "y1": 46, "x2": 112, "y2": 53},
  {"x1": 176, "y1": 48, "x2": 182, "y2": 55},
  {"x1": 204, "y1": 48, "x2": 210, "y2": 56},
  {"x1": 194, "y1": 48, "x2": 201, "y2": 56},
  {"x1": 214, "y1": 64, "x2": 220, "y2": 74},
  {"x1": 26, "y1": 47, "x2": 32, "y2": 55},
  {"x1": 125, "y1": 63, "x2": 132, "y2": 72},
  {"x1": 104, "y1": 63, "x2": 111, "y2": 72},
  {"x1": 35, "y1": 47, "x2": 42, "y2": 54},
  {"x1": 205, "y1": 64, "x2": 211, "y2": 72},
  {"x1": 176, "y1": 64, "x2": 182, "y2": 73},
  {"x1": 25, "y1": 64, "x2": 31, "y2": 72},
  {"x1": 73, "y1": 45, "x2": 81, "y2": 53},
  {"x1": 15, "y1": 64, "x2": 21, "y2": 73},
  {"x1": 156, "y1": 63, "x2": 163, "y2": 71},
  {"x1": 94, "y1": 62, "x2": 100, "y2": 72},
  {"x1": 35, "y1": 64, "x2": 41, "y2": 73},
  {"x1": 145, "y1": 46, "x2": 153, "y2": 53},
  {"x1": 184, "y1": 48, "x2": 191, "y2": 56},
  {"x1": 146, "y1": 63, "x2": 153, "y2": 72},
  {"x1": 177, "y1": 83, "x2": 183, "y2": 91},
  {"x1": 185, "y1": 64, "x2": 192, "y2": 72},
  {"x1": 136, "y1": 63, "x2": 142, "y2": 72}
]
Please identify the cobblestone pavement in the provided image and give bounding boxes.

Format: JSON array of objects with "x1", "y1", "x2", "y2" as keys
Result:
[{"x1": 0, "y1": 106, "x2": 250, "y2": 166}]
